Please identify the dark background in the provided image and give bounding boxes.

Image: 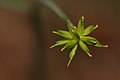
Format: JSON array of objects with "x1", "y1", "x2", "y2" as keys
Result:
[{"x1": 0, "y1": 0, "x2": 120, "y2": 80}]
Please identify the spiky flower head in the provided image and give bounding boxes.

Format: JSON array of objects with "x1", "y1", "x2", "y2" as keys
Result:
[{"x1": 50, "y1": 16, "x2": 108, "y2": 67}]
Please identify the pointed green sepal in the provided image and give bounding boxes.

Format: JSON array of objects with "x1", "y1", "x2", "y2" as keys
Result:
[
  {"x1": 50, "y1": 40, "x2": 69, "y2": 48},
  {"x1": 52, "y1": 30, "x2": 73, "y2": 39},
  {"x1": 81, "y1": 36, "x2": 97, "y2": 46},
  {"x1": 94, "y1": 40, "x2": 108, "y2": 48},
  {"x1": 77, "y1": 16, "x2": 85, "y2": 34},
  {"x1": 67, "y1": 44, "x2": 78, "y2": 67},
  {"x1": 83, "y1": 25, "x2": 98, "y2": 35},
  {"x1": 79, "y1": 41, "x2": 92, "y2": 57},
  {"x1": 81, "y1": 36, "x2": 108, "y2": 48},
  {"x1": 61, "y1": 40, "x2": 77, "y2": 51}
]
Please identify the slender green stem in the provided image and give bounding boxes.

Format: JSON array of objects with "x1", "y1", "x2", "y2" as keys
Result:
[
  {"x1": 38, "y1": 0, "x2": 73, "y2": 26},
  {"x1": 0, "y1": 0, "x2": 73, "y2": 26}
]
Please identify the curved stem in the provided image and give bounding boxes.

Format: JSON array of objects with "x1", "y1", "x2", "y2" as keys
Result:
[{"x1": 38, "y1": 0, "x2": 73, "y2": 26}]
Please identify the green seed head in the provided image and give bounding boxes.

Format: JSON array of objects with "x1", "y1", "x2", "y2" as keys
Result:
[{"x1": 50, "y1": 16, "x2": 108, "y2": 67}]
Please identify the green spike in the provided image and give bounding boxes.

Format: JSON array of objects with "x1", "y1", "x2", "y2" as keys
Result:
[
  {"x1": 77, "y1": 16, "x2": 85, "y2": 34},
  {"x1": 67, "y1": 44, "x2": 78, "y2": 67},
  {"x1": 50, "y1": 40, "x2": 69, "y2": 48},
  {"x1": 83, "y1": 25, "x2": 98, "y2": 35},
  {"x1": 79, "y1": 41, "x2": 92, "y2": 57},
  {"x1": 52, "y1": 30, "x2": 72, "y2": 39}
]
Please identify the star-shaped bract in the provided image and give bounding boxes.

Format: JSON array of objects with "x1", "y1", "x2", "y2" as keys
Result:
[{"x1": 50, "y1": 16, "x2": 108, "y2": 67}]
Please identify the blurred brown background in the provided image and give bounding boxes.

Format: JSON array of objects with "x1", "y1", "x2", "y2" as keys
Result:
[{"x1": 0, "y1": 0, "x2": 120, "y2": 80}]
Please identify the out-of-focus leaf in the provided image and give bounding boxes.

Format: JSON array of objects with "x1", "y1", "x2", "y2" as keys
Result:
[
  {"x1": 0, "y1": 0, "x2": 28, "y2": 13},
  {"x1": 4, "y1": 0, "x2": 24, "y2": 6},
  {"x1": 8, "y1": 0, "x2": 22, "y2": 4}
]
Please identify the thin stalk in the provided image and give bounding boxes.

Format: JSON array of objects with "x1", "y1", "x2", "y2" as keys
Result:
[{"x1": 38, "y1": 0, "x2": 73, "y2": 26}]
